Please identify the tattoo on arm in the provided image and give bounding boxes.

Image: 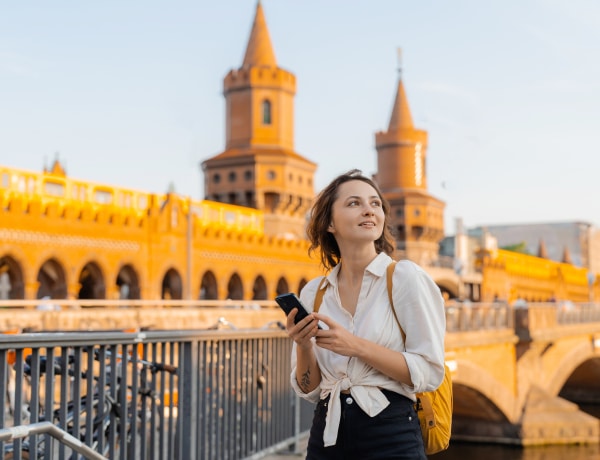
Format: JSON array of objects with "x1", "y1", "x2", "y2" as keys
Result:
[{"x1": 300, "y1": 368, "x2": 311, "y2": 392}]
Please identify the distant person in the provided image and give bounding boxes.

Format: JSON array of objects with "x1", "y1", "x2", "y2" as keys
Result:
[
  {"x1": 513, "y1": 298, "x2": 528, "y2": 309},
  {"x1": 36, "y1": 295, "x2": 60, "y2": 311},
  {"x1": 284, "y1": 169, "x2": 446, "y2": 459}
]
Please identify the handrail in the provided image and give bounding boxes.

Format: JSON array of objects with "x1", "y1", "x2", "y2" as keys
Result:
[
  {"x1": 0, "y1": 422, "x2": 108, "y2": 460},
  {"x1": 0, "y1": 299, "x2": 279, "y2": 309}
]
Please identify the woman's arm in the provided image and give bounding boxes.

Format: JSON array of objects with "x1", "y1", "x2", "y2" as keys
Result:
[
  {"x1": 394, "y1": 261, "x2": 446, "y2": 391},
  {"x1": 287, "y1": 309, "x2": 322, "y2": 393},
  {"x1": 313, "y1": 315, "x2": 413, "y2": 385}
]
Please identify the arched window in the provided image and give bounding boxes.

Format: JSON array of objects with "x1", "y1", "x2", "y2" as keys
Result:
[{"x1": 262, "y1": 99, "x2": 272, "y2": 125}]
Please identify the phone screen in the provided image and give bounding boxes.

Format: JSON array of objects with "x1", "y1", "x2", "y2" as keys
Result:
[{"x1": 275, "y1": 293, "x2": 321, "y2": 328}]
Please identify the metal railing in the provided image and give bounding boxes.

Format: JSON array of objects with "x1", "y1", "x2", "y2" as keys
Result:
[
  {"x1": 1, "y1": 302, "x2": 599, "y2": 458},
  {"x1": 0, "y1": 327, "x2": 312, "y2": 460},
  {"x1": 0, "y1": 422, "x2": 108, "y2": 460}
]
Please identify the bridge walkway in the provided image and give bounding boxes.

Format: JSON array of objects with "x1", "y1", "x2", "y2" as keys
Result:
[{"x1": 256, "y1": 434, "x2": 307, "y2": 460}]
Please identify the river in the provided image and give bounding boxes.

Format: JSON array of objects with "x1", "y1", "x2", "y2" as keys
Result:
[
  {"x1": 434, "y1": 442, "x2": 600, "y2": 460},
  {"x1": 435, "y1": 404, "x2": 600, "y2": 460}
]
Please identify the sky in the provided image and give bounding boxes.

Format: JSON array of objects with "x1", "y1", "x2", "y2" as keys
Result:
[{"x1": 1, "y1": 1, "x2": 599, "y2": 233}]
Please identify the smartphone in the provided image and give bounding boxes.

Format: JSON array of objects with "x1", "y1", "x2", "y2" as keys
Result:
[{"x1": 275, "y1": 293, "x2": 321, "y2": 329}]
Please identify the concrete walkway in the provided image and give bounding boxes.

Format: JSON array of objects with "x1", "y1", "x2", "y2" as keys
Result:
[{"x1": 258, "y1": 435, "x2": 308, "y2": 460}]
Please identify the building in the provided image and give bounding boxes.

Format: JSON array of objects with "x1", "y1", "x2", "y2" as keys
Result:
[
  {"x1": 0, "y1": 2, "x2": 597, "y2": 304},
  {"x1": 469, "y1": 222, "x2": 600, "y2": 274},
  {"x1": 201, "y1": 3, "x2": 316, "y2": 240}
]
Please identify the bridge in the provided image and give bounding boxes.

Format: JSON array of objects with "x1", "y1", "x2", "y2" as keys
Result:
[
  {"x1": 446, "y1": 302, "x2": 600, "y2": 444},
  {"x1": 1, "y1": 300, "x2": 599, "y2": 447}
]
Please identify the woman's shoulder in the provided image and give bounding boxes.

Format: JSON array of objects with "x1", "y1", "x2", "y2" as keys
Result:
[
  {"x1": 393, "y1": 259, "x2": 426, "y2": 275},
  {"x1": 393, "y1": 260, "x2": 443, "y2": 305},
  {"x1": 393, "y1": 259, "x2": 435, "y2": 284}
]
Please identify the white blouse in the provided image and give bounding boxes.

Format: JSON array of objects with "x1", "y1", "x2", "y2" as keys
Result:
[{"x1": 290, "y1": 252, "x2": 446, "y2": 447}]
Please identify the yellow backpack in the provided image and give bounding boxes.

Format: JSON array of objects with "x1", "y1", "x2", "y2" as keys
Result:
[{"x1": 313, "y1": 261, "x2": 453, "y2": 455}]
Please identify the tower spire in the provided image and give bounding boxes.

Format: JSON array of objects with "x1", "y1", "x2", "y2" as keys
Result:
[
  {"x1": 387, "y1": 49, "x2": 414, "y2": 132},
  {"x1": 242, "y1": 1, "x2": 277, "y2": 68},
  {"x1": 204, "y1": 0, "x2": 316, "y2": 239}
]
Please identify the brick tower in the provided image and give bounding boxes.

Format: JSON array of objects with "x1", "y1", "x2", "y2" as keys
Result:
[
  {"x1": 201, "y1": 2, "x2": 316, "y2": 239},
  {"x1": 374, "y1": 69, "x2": 445, "y2": 266}
]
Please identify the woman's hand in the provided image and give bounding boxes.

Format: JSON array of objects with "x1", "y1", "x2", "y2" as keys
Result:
[
  {"x1": 313, "y1": 313, "x2": 361, "y2": 357},
  {"x1": 285, "y1": 308, "x2": 319, "y2": 350}
]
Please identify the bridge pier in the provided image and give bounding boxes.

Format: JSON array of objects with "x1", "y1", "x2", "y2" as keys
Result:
[
  {"x1": 519, "y1": 386, "x2": 600, "y2": 446},
  {"x1": 452, "y1": 386, "x2": 600, "y2": 446}
]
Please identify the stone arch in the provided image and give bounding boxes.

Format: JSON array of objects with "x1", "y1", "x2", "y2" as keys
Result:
[
  {"x1": 545, "y1": 340, "x2": 600, "y2": 397},
  {"x1": 435, "y1": 278, "x2": 459, "y2": 300},
  {"x1": 0, "y1": 254, "x2": 25, "y2": 299},
  {"x1": 452, "y1": 359, "x2": 517, "y2": 422},
  {"x1": 227, "y1": 273, "x2": 243, "y2": 300},
  {"x1": 252, "y1": 275, "x2": 267, "y2": 300},
  {"x1": 78, "y1": 262, "x2": 106, "y2": 300},
  {"x1": 37, "y1": 258, "x2": 67, "y2": 299},
  {"x1": 161, "y1": 268, "x2": 183, "y2": 300},
  {"x1": 558, "y1": 356, "x2": 600, "y2": 406},
  {"x1": 116, "y1": 264, "x2": 140, "y2": 299},
  {"x1": 276, "y1": 277, "x2": 289, "y2": 296},
  {"x1": 199, "y1": 271, "x2": 217, "y2": 300},
  {"x1": 297, "y1": 278, "x2": 308, "y2": 295},
  {"x1": 451, "y1": 380, "x2": 520, "y2": 442}
]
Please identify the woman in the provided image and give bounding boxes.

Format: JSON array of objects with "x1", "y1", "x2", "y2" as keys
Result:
[{"x1": 285, "y1": 169, "x2": 445, "y2": 459}]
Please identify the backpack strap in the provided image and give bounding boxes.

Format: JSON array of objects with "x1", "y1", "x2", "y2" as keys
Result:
[
  {"x1": 386, "y1": 261, "x2": 406, "y2": 343},
  {"x1": 313, "y1": 276, "x2": 328, "y2": 312}
]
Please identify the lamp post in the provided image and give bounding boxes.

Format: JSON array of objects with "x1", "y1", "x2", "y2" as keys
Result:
[
  {"x1": 186, "y1": 197, "x2": 194, "y2": 301},
  {"x1": 587, "y1": 271, "x2": 595, "y2": 303}
]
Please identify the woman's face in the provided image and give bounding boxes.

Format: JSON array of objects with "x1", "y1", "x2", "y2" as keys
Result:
[{"x1": 328, "y1": 180, "x2": 385, "y2": 246}]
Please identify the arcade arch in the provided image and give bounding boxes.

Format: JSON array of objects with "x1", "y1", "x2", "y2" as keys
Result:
[
  {"x1": 275, "y1": 277, "x2": 289, "y2": 296},
  {"x1": 252, "y1": 275, "x2": 267, "y2": 300},
  {"x1": 0, "y1": 255, "x2": 24, "y2": 299},
  {"x1": 199, "y1": 271, "x2": 217, "y2": 300},
  {"x1": 162, "y1": 268, "x2": 182, "y2": 300},
  {"x1": 297, "y1": 278, "x2": 308, "y2": 295},
  {"x1": 78, "y1": 262, "x2": 105, "y2": 300},
  {"x1": 227, "y1": 273, "x2": 243, "y2": 300},
  {"x1": 37, "y1": 258, "x2": 67, "y2": 299},
  {"x1": 116, "y1": 264, "x2": 140, "y2": 300}
]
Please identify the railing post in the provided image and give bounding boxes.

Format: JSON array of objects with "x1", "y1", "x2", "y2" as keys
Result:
[
  {"x1": 293, "y1": 393, "x2": 301, "y2": 454},
  {"x1": 177, "y1": 340, "x2": 198, "y2": 460}
]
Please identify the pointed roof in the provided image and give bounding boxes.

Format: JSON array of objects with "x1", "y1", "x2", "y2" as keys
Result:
[
  {"x1": 242, "y1": 2, "x2": 277, "y2": 68},
  {"x1": 537, "y1": 239, "x2": 548, "y2": 259},
  {"x1": 561, "y1": 246, "x2": 573, "y2": 264},
  {"x1": 387, "y1": 78, "x2": 414, "y2": 132},
  {"x1": 45, "y1": 157, "x2": 67, "y2": 177}
]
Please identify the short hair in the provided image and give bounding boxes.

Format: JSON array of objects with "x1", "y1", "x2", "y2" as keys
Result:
[{"x1": 306, "y1": 169, "x2": 395, "y2": 270}]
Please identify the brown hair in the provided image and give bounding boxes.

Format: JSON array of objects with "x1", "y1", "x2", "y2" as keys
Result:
[{"x1": 306, "y1": 169, "x2": 395, "y2": 270}]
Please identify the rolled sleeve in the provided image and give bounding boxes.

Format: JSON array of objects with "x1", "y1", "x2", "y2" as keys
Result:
[{"x1": 393, "y1": 260, "x2": 446, "y2": 393}]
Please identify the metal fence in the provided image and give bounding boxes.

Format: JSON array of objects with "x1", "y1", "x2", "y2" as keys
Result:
[
  {"x1": 2, "y1": 302, "x2": 599, "y2": 459},
  {"x1": 0, "y1": 327, "x2": 312, "y2": 460}
]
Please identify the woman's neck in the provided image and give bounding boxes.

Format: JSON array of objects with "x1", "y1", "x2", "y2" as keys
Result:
[{"x1": 337, "y1": 250, "x2": 378, "y2": 285}]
